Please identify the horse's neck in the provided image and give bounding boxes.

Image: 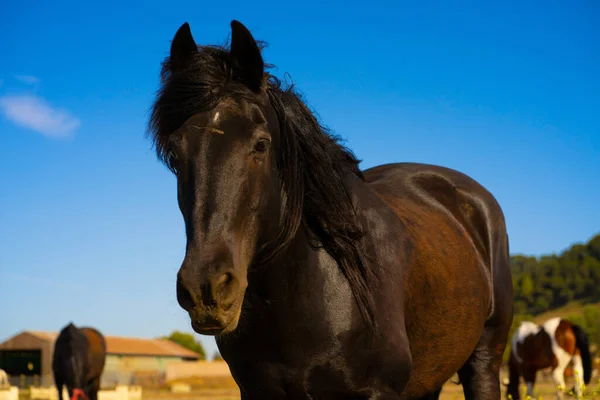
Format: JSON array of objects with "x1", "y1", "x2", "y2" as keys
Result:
[
  {"x1": 248, "y1": 171, "x2": 379, "y2": 318},
  {"x1": 249, "y1": 221, "x2": 357, "y2": 319}
]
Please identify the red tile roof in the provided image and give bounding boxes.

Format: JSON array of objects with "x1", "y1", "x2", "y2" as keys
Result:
[{"x1": 26, "y1": 331, "x2": 201, "y2": 358}]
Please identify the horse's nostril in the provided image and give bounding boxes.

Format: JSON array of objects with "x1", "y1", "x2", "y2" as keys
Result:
[
  {"x1": 176, "y1": 275, "x2": 196, "y2": 312},
  {"x1": 216, "y1": 272, "x2": 233, "y2": 287},
  {"x1": 214, "y1": 272, "x2": 237, "y2": 310}
]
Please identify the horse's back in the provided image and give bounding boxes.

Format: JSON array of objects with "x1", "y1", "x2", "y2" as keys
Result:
[
  {"x1": 54, "y1": 324, "x2": 87, "y2": 359},
  {"x1": 364, "y1": 162, "x2": 509, "y2": 281},
  {"x1": 365, "y1": 161, "x2": 511, "y2": 294},
  {"x1": 363, "y1": 162, "x2": 512, "y2": 396},
  {"x1": 80, "y1": 327, "x2": 106, "y2": 379}
]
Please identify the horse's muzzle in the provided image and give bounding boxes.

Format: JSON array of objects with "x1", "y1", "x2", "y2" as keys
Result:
[{"x1": 188, "y1": 303, "x2": 242, "y2": 336}]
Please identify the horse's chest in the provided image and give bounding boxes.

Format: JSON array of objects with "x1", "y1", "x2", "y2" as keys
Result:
[
  {"x1": 226, "y1": 349, "x2": 380, "y2": 399},
  {"x1": 222, "y1": 248, "x2": 397, "y2": 397},
  {"x1": 219, "y1": 312, "x2": 380, "y2": 398}
]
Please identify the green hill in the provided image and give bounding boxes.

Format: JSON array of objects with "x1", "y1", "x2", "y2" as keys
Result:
[{"x1": 532, "y1": 300, "x2": 600, "y2": 325}]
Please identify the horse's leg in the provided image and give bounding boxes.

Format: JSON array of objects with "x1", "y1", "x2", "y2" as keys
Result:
[
  {"x1": 415, "y1": 387, "x2": 442, "y2": 400},
  {"x1": 84, "y1": 383, "x2": 92, "y2": 400},
  {"x1": 550, "y1": 356, "x2": 570, "y2": 400},
  {"x1": 457, "y1": 323, "x2": 510, "y2": 400},
  {"x1": 571, "y1": 354, "x2": 585, "y2": 397},
  {"x1": 82, "y1": 379, "x2": 96, "y2": 400},
  {"x1": 54, "y1": 377, "x2": 64, "y2": 400},
  {"x1": 506, "y1": 352, "x2": 521, "y2": 400},
  {"x1": 521, "y1": 367, "x2": 537, "y2": 399},
  {"x1": 505, "y1": 354, "x2": 522, "y2": 400},
  {"x1": 91, "y1": 378, "x2": 101, "y2": 400}
]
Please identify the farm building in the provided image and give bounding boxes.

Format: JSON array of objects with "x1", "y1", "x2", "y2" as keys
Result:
[{"x1": 0, "y1": 330, "x2": 202, "y2": 387}]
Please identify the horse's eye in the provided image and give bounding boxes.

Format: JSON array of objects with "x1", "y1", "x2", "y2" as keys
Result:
[
  {"x1": 254, "y1": 139, "x2": 270, "y2": 154},
  {"x1": 167, "y1": 150, "x2": 179, "y2": 174}
]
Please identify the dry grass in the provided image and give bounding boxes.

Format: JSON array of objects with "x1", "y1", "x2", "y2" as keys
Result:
[
  {"x1": 165, "y1": 376, "x2": 239, "y2": 391},
  {"x1": 141, "y1": 376, "x2": 240, "y2": 400},
  {"x1": 144, "y1": 390, "x2": 240, "y2": 400},
  {"x1": 438, "y1": 374, "x2": 600, "y2": 400},
  {"x1": 142, "y1": 374, "x2": 600, "y2": 400},
  {"x1": 532, "y1": 301, "x2": 600, "y2": 324},
  {"x1": 439, "y1": 380, "x2": 565, "y2": 399}
]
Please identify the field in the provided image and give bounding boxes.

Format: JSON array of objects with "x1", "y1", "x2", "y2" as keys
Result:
[
  {"x1": 144, "y1": 390, "x2": 240, "y2": 400},
  {"x1": 141, "y1": 381, "x2": 599, "y2": 400},
  {"x1": 143, "y1": 372, "x2": 600, "y2": 400},
  {"x1": 438, "y1": 377, "x2": 600, "y2": 400}
]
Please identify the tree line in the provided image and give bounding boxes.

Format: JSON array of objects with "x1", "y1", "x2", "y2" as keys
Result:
[{"x1": 511, "y1": 233, "x2": 600, "y2": 315}]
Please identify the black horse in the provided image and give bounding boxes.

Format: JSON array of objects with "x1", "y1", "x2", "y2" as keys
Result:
[
  {"x1": 52, "y1": 323, "x2": 106, "y2": 400},
  {"x1": 148, "y1": 20, "x2": 514, "y2": 399}
]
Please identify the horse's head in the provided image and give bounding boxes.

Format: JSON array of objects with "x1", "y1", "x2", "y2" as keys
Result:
[
  {"x1": 149, "y1": 21, "x2": 282, "y2": 335},
  {"x1": 150, "y1": 20, "x2": 369, "y2": 336}
]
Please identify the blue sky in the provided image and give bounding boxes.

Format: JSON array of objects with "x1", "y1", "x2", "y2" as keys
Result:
[{"x1": 1, "y1": 1, "x2": 598, "y2": 358}]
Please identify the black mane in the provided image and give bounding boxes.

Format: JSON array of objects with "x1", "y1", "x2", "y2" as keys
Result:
[{"x1": 147, "y1": 40, "x2": 376, "y2": 329}]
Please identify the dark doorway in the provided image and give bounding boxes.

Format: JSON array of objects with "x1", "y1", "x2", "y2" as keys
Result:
[{"x1": 0, "y1": 350, "x2": 42, "y2": 376}]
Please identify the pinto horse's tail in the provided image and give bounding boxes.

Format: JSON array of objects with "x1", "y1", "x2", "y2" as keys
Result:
[{"x1": 571, "y1": 323, "x2": 592, "y2": 384}]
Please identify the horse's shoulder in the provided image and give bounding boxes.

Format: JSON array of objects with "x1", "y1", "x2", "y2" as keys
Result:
[{"x1": 541, "y1": 317, "x2": 563, "y2": 336}]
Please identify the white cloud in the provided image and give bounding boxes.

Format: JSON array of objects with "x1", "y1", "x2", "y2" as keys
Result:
[
  {"x1": 0, "y1": 94, "x2": 80, "y2": 138},
  {"x1": 15, "y1": 75, "x2": 40, "y2": 84}
]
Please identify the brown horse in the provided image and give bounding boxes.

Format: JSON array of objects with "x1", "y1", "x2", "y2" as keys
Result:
[
  {"x1": 506, "y1": 317, "x2": 592, "y2": 399},
  {"x1": 52, "y1": 323, "x2": 106, "y2": 400},
  {"x1": 147, "y1": 20, "x2": 514, "y2": 399}
]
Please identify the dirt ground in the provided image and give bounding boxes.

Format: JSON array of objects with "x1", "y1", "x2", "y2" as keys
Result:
[
  {"x1": 141, "y1": 377, "x2": 600, "y2": 400},
  {"x1": 437, "y1": 379, "x2": 581, "y2": 399}
]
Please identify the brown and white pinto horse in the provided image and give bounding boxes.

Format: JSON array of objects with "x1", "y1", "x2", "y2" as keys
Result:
[{"x1": 506, "y1": 317, "x2": 592, "y2": 399}]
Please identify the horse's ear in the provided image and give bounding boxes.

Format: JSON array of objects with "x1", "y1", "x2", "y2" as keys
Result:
[
  {"x1": 170, "y1": 22, "x2": 198, "y2": 71},
  {"x1": 230, "y1": 20, "x2": 264, "y2": 92}
]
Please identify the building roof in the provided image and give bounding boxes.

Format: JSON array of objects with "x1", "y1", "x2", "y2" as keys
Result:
[{"x1": 10, "y1": 331, "x2": 201, "y2": 359}]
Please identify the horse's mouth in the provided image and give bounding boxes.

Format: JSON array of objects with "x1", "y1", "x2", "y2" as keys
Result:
[
  {"x1": 191, "y1": 318, "x2": 239, "y2": 336},
  {"x1": 189, "y1": 303, "x2": 242, "y2": 336},
  {"x1": 191, "y1": 321, "x2": 226, "y2": 336}
]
